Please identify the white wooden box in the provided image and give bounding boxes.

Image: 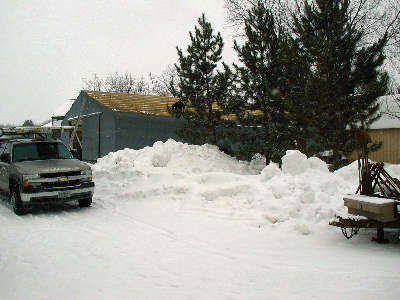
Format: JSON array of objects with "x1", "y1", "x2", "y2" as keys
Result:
[{"x1": 343, "y1": 194, "x2": 396, "y2": 223}]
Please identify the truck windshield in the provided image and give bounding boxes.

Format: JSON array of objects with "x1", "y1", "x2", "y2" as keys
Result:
[{"x1": 12, "y1": 142, "x2": 74, "y2": 162}]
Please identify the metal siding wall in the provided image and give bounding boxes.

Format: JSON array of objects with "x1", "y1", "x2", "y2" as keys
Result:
[
  {"x1": 82, "y1": 115, "x2": 99, "y2": 161},
  {"x1": 99, "y1": 110, "x2": 116, "y2": 157},
  {"x1": 115, "y1": 112, "x2": 181, "y2": 150},
  {"x1": 81, "y1": 97, "x2": 117, "y2": 160},
  {"x1": 368, "y1": 129, "x2": 400, "y2": 164}
]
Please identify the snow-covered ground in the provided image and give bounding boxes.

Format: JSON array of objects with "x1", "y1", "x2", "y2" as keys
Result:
[{"x1": 1, "y1": 140, "x2": 399, "y2": 299}]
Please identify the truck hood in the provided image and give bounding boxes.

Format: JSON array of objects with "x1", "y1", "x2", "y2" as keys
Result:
[{"x1": 13, "y1": 159, "x2": 92, "y2": 175}]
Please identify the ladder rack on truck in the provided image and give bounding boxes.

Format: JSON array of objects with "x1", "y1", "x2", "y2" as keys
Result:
[{"x1": 0, "y1": 126, "x2": 74, "y2": 140}]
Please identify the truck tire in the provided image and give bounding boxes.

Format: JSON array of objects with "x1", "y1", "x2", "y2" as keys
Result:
[
  {"x1": 78, "y1": 197, "x2": 92, "y2": 208},
  {"x1": 10, "y1": 187, "x2": 26, "y2": 216}
]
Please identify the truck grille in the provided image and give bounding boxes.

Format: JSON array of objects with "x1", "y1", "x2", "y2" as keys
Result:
[
  {"x1": 42, "y1": 179, "x2": 82, "y2": 188},
  {"x1": 30, "y1": 192, "x2": 92, "y2": 204},
  {"x1": 40, "y1": 171, "x2": 81, "y2": 178}
]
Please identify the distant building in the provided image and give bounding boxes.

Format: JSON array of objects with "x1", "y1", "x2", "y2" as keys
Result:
[{"x1": 62, "y1": 90, "x2": 182, "y2": 161}]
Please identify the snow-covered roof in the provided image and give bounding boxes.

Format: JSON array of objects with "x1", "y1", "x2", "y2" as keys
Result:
[
  {"x1": 41, "y1": 121, "x2": 52, "y2": 127},
  {"x1": 42, "y1": 120, "x2": 63, "y2": 127}
]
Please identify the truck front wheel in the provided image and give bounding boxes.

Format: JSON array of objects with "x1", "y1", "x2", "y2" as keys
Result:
[
  {"x1": 10, "y1": 187, "x2": 26, "y2": 216},
  {"x1": 78, "y1": 197, "x2": 92, "y2": 208}
]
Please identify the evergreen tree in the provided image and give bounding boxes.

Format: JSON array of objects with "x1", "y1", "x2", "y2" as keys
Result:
[
  {"x1": 292, "y1": 0, "x2": 388, "y2": 168},
  {"x1": 171, "y1": 14, "x2": 232, "y2": 146},
  {"x1": 232, "y1": 1, "x2": 296, "y2": 163},
  {"x1": 22, "y1": 120, "x2": 34, "y2": 127}
]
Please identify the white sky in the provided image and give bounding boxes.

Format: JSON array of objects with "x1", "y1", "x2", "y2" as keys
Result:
[{"x1": 0, "y1": 0, "x2": 236, "y2": 125}]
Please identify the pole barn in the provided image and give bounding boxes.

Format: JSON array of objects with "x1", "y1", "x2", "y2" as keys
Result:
[{"x1": 62, "y1": 91, "x2": 182, "y2": 161}]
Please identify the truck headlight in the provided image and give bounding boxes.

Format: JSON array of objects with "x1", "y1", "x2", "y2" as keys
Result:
[
  {"x1": 81, "y1": 169, "x2": 92, "y2": 176},
  {"x1": 23, "y1": 174, "x2": 41, "y2": 187},
  {"x1": 23, "y1": 174, "x2": 40, "y2": 181},
  {"x1": 81, "y1": 169, "x2": 93, "y2": 181}
]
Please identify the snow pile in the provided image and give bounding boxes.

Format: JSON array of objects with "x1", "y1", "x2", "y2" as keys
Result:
[
  {"x1": 257, "y1": 150, "x2": 355, "y2": 233},
  {"x1": 94, "y1": 140, "x2": 254, "y2": 176},
  {"x1": 3, "y1": 140, "x2": 400, "y2": 300},
  {"x1": 92, "y1": 139, "x2": 397, "y2": 234}
]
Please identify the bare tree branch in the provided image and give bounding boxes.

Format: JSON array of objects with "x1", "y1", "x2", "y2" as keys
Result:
[
  {"x1": 82, "y1": 69, "x2": 179, "y2": 97},
  {"x1": 148, "y1": 66, "x2": 178, "y2": 96},
  {"x1": 82, "y1": 73, "x2": 103, "y2": 92}
]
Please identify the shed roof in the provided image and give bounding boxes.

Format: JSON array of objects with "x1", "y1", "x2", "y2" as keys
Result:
[
  {"x1": 83, "y1": 91, "x2": 263, "y2": 120},
  {"x1": 85, "y1": 90, "x2": 177, "y2": 117}
]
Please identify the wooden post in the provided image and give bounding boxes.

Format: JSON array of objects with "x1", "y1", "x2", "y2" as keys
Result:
[{"x1": 373, "y1": 226, "x2": 389, "y2": 243}]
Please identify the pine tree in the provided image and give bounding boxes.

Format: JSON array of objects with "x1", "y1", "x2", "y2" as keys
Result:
[
  {"x1": 232, "y1": 1, "x2": 296, "y2": 163},
  {"x1": 292, "y1": 0, "x2": 388, "y2": 168},
  {"x1": 171, "y1": 14, "x2": 232, "y2": 146},
  {"x1": 22, "y1": 120, "x2": 34, "y2": 127}
]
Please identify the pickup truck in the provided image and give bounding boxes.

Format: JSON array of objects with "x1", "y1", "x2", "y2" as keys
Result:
[{"x1": 0, "y1": 127, "x2": 94, "y2": 215}]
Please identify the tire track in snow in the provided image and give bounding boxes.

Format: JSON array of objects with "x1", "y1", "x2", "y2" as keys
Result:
[{"x1": 112, "y1": 208, "x2": 178, "y2": 241}]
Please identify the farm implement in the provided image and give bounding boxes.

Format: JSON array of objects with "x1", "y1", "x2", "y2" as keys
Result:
[{"x1": 329, "y1": 131, "x2": 400, "y2": 243}]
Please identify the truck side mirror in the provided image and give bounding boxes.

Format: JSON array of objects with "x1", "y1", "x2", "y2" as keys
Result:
[{"x1": 0, "y1": 153, "x2": 11, "y2": 163}]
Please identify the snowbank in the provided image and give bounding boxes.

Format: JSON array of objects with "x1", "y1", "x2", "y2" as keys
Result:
[
  {"x1": 92, "y1": 140, "x2": 398, "y2": 235},
  {"x1": 3, "y1": 140, "x2": 400, "y2": 300},
  {"x1": 94, "y1": 140, "x2": 254, "y2": 175}
]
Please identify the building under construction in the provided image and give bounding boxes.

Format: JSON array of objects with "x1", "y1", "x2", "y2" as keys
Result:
[{"x1": 62, "y1": 90, "x2": 182, "y2": 161}]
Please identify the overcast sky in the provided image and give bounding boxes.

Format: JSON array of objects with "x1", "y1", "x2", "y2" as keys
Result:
[{"x1": 0, "y1": 0, "x2": 237, "y2": 125}]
